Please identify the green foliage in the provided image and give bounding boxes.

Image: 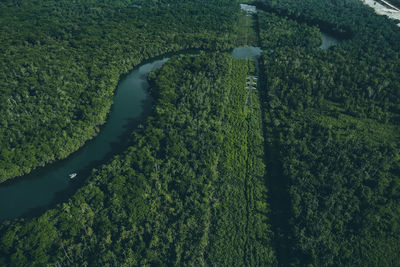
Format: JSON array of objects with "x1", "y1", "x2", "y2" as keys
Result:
[
  {"x1": 257, "y1": 1, "x2": 400, "y2": 265},
  {"x1": 0, "y1": 0, "x2": 243, "y2": 182},
  {"x1": 257, "y1": 0, "x2": 400, "y2": 49},
  {"x1": 0, "y1": 52, "x2": 276, "y2": 266},
  {"x1": 258, "y1": 11, "x2": 321, "y2": 49},
  {"x1": 2, "y1": 0, "x2": 400, "y2": 266}
]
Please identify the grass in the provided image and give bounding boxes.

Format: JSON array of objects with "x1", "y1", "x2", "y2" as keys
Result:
[{"x1": 235, "y1": 11, "x2": 258, "y2": 47}]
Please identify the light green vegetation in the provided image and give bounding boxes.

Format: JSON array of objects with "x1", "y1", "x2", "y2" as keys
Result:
[
  {"x1": 0, "y1": 52, "x2": 277, "y2": 266},
  {"x1": 235, "y1": 11, "x2": 259, "y2": 46},
  {"x1": 1, "y1": 0, "x2": 400, "y2": 266}
]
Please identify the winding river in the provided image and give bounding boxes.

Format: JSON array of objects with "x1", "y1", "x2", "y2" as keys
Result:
[
  {"x1": 0, "y1": 56, "x2": 169, "y2": 222},
  {"x1": 0, "y1": 18, "x2": 339, "y2": 222},
  {"x1": 0, "y1": 47, "x2": 262, "y2": 222}
]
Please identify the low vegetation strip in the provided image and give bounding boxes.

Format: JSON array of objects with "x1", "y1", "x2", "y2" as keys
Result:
[
  {"x1": 204, "y1": 56, "x2": 276, "y2": 266},
  {"x1": 0, "y1": 52, "x2": 276, "y2": 266},
  {"x1": 2, "y1": 0, "x2": 400, "y2": 266}
]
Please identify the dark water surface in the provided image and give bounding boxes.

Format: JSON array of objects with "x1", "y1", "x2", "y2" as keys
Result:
[
  {"x1": 0, "y1": 47, "x2": 261, "y2": 222},
  {"x1": 0, "y1": 58, "x2": 168, "y2": 222}
]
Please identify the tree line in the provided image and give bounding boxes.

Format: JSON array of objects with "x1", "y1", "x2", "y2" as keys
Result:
[
  {"x1": 0, "y1": 52, "x2": 277, "y2": 266},
  {"x1": 256, "y1": 1, "x2": 400, "y2": 266}
]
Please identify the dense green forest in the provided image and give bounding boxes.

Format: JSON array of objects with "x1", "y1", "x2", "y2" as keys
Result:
[
  {"x1": 0, "y1": 52, "x2": 277, "y2": 266},
  {"x1": 257, "y1": 11, "x2": 321, "y2": 49},
  {"x1": 2, "y1": 0, "x2": 400, "y2": 266},
  {"x1": 0, "y1": 0, "x2": 244, "y2": 182},
  {"x1": 256, "y1": 0, "x2": 400, "y2": 266}
]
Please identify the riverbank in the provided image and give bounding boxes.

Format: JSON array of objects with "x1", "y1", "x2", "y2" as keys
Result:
[
  {"x1": 0, "y1": 0, "x2": 242, "y2": 184},
  {"x1": 0, "y1": 50, "x2": 277, "y2": 266},
  {"x1": 0, "y1": 46, "x2": 264, "y2": 223}
]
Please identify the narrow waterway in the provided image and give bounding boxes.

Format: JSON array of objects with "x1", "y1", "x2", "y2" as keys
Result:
[
  {"x1": 0, "y1": 57, "x2": 168, "y2": 222},
  {"x1": 0, "y1": 1, "x2": 337, "y2": 224},
  {"x1": 0, "y1": 47, "x2": 262, "y2": 223},
  {"x1": 232, "y1": 46, "x2": 262, "y2": 59}
]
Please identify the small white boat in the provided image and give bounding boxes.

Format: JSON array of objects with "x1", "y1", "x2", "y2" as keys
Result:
[{"x1": 69, "y1": 173, "x2": 77, "y2": 179}]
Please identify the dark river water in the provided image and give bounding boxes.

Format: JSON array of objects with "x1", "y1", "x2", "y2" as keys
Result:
[{"x1": 0, "y1": 47, "x2": 261, "y2": 222}]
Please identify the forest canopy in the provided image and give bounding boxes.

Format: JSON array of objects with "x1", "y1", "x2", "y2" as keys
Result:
[
  {"x1": 0, "y1": 0, "x2": 243, "y2": 182},
  {"x1": 0, "y1": 51, "x2": 277, "y2": 266},
  {"x1": 1, "y1": 0, "x2": 400, "y2": 266},
  {"x1": 256, "y1": 0, "x2": 400, "y2": 265}
]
